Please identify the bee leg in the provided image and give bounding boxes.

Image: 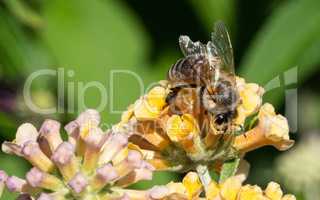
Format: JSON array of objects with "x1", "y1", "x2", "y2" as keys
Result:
[
  {"x1": 240, "y1": 125, "x2": 246, "y2": 136},
  {"x1": 165, "y1": 87, "x2": 181, "y2": 104},
  {"x1": 199, "y1": 86, "x2": 206, "y2": 104},
  {"x1": 241, "y1": 125, "x2": 247, "y2": 138},
  {"x1": 242, "y1": 132, "x2": 248, "y2": 138}
]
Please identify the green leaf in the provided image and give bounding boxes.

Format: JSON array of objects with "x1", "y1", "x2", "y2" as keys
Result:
[
  {"x1": 40, "y1": 0, "x2": 150, "y2": 124},
  {"x1": 240, "y1": 0, "x2": 320, "y2": 106},
  {"x1": 4, "y1": 0, "x2": 44, "y2": 29},
  {"x1": 0, "y1": 112, "x2": 17, "y2": 140},
  {"x1": 219, "y1": 158, "x2": 240, "y2": 183},
  {"x1": 129, "y1": 171, "x2": 181, "y2": 190},
  {"x1": 0, "y1": 7, "x2": 53, "y2": 81},
  {"x1": 299, "y1": 93, "x2": 320, "y2": 131},
  {"x1": 0, "y1": 8, "x2": 27, "y2": 79},
  {"x1": 296, "y1": 38, "x2": 320, "y2": 81},
  {"x1": 189, "y1": 0, "x2": 235, "y2": 32}
]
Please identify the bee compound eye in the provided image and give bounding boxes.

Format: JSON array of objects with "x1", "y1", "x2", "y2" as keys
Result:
[{"x1": 215, "y1": 113, "x2": 229, "y2": 125}]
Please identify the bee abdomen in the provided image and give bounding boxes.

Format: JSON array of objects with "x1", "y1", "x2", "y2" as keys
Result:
[
  {"x1": 167, "y1": 56, "x2": 208, "y2": 87},
  {"x1": 168, "y1": 58, "x2": 193, "y2": 83}
]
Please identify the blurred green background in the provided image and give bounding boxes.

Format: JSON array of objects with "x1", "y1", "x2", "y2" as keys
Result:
[{"x1": 0, "y1": 0, "x2": 320, "y2": 199}]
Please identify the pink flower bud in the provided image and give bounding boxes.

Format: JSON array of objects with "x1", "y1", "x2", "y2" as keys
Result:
[
  {"x1": 64, "y1": 121, "x2": 80, "y2": 145},
  {"x1": 22, "y1": 141, "x2": 54, "y2": 172},
  {"x1": 51, "y1": 142, "x2": 78, "y2": 181},
  {"x1": 76, "y1": 109, "x2": 101, "y2": 128},
  {"x1": 26, "y1": 167, "x2": 63, "y2": 191},
  {"x1": 127, "y1": 150, "x2": 143, "y2": 168},
  {"x1": 37, "y1": 193, "x2": 53, "y2": 200},
  {"x1": 39, "y1": 120, "x2": 61, "y2": 135},
  {"x1": 119, "y1": 193, "x2": 130, "y2": 200},
  {"x1": 26, "y1": 167, "x2": 44, "y2": 187},
  {"x1": 39, "y1": 119, "x2": 63, "y2": 153},
  {"x1": 135, "y1": 161, "x2": 154, "y2": 181},
  {"x1": 99, "y1": 133, "x2": 128, "y2": 165},
  {"x1": 148, "y1": 186, "x2": 169, "y2": 199},
  {"x1": 0, "y1": 170, "x2": 8, "y2": 183},
  {"x1": 6, "y1": 176, "x2": 27, "y2": 192},
  {"x1": 84, "y1": 127, "x2": 108, "y2": 149},
  {"x1": 96, "y1": 164, "x2": 119, "y2": 182},
  {"x1": 68, "y1": 173, "x2": 88, "y2": 194},
  {"x1": 51, "y1": 142, "x2": 74, "y2": 165}
]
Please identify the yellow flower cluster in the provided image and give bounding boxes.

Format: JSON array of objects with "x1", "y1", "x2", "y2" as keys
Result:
[
  {"x1": 116, "y1": 76, "x2": 294, "y2": 172},
  {"x1": 205, "y1": 177, "x2": 295, "y2": 200},
  {"x1": 113, "y1": 172, "x2": 295, "y2": 200}
]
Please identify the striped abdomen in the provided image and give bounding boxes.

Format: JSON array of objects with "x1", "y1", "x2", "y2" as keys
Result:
[{"x1": 167, "y1": 55, "x2": 212, "y2": 87}]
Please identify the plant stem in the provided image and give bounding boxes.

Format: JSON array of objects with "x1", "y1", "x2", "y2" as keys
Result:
[{"x1": 196, "y1": 164, "x2": 211, "y2": 192}]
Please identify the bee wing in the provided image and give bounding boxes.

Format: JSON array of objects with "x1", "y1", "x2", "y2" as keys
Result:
[
  {"x1": 210, "y1": 21, "x2": 235, "y2": 74},
  {"x1": 179, "y1": 35, "x2": 207, "y2": 56}
]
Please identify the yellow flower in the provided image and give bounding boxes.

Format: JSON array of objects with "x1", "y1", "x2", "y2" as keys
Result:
[
  {"x1": 134, "y1": 98, "x2": 161, "y2": 120},
  {"x1": 147, "y1": 86, "x2": 168, "y2": 109},
  {"x1": 234, "y1": 103, "x2": 294, "y2": 153},
  {"x1": 205, "y1": 176, "x2": 295, "y2": 200},
  {"x1": 281, "y1": 195, "x2": 296, "y2": 200},
  {"x1": 265, "y1": 182, "x2": 283, "y2": 200},
  {"x1": 133, "y1": 86, "x2": 168, "y2": 120},
  {"x1": 120, "y1": 104, "x2": 134, "y2": 124},
  {"x1": 234, "y1": 77, "x2": 264, "y2": 125},
  {"x1": 237, "y1": 185, "x2": 266, "y2": 200},
  {"x1": 166, "y1": 114, "x2": 199, "y2": 142},
  {"x1": 146, "y1": 172, "x2": 202, "y2": 200},
  {"x1": 166, "y1": 114, "x2": 201, "y2": 154},
  {"x1": 220, "y1": 176, "x2": 243, "y2": 200},
  {"x1": 182, "y1": 172, "x2": 202, "y2": 199},
  {"x1": 258, "y1": 104, "x2": 290, "y2": 144},
  {"x1": 205, "y1": 176, "x2": 243, "y2": 200},
  {"x1": 206, "y1": 181, "x2": 220, "y2": 200}
]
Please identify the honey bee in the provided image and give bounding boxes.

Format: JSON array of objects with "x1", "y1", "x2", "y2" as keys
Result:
[{"x1": 167, "y1": 21, "x2": 240, "y2": 133}]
